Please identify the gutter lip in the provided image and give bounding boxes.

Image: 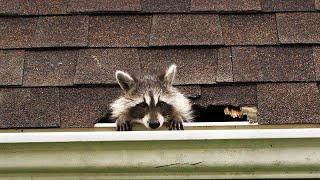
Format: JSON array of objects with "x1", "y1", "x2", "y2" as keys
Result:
[{"x1": 1, "y1": 128, "x2": 320, "y2": 143}]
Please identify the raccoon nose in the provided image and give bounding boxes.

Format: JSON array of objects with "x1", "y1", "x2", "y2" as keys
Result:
[{"x1": 148, "y1": 121, "x2": 160, "y2": 129}]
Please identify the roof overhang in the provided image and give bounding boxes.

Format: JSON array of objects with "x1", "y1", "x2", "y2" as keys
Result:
[{"x1": 1, "y1": 126, "x2": 320, "y2": 179}]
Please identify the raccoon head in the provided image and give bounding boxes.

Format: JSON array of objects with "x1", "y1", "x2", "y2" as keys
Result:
[{"x1": 111, "y1": 64, "x2": 192, "y2": 129}]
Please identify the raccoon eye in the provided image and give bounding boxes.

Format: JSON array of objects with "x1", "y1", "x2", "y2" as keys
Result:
[
  {"x1": 138, "y1": 102, "x2": 148, "y2": 109},
  {"x1": 157, "y1": 101, "x2": 166, "y2": 108},
  {"x1": 157, "y1": 101, "x2": 173, "y2": 116}
]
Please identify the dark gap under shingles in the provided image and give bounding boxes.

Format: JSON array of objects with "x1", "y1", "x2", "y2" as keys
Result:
[
  {"x1": 96, "y1": 109, "x2": 114, "y2": 123},
  {"x1": 192, "y1": 104, "x2": 247, "y2": 122},
  {"x1": 96, "y1": 104, "x2": 248, "y2": 123}
]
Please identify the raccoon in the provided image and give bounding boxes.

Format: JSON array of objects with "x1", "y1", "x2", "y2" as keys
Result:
[{"x1": 110, "y1": 64, "x2": 193, "y2": 131}]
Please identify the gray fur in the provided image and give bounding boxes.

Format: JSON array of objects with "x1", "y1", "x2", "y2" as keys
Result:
[{"x1": 111, "y1": 64, "x2": 193, "y2": 131}]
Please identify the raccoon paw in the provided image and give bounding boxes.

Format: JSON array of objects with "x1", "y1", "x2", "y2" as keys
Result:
[
  {"x1": 168, "y1": 120, "x2": 184, "y2": 130},
  {"x1": 116, "y1": 121, "x2": 132, "y2": 131}
]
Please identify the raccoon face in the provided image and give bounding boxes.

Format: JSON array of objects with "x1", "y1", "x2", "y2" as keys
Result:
[
  {"x1": 127, "y1": 93, "x2": 174, "y2": 129},
  {"x1": 112, "y1": 64, "x2": 191, "y2": 129}
]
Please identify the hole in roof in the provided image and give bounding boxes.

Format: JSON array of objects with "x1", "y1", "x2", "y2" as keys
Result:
[
  {"x1": 96, "y1": 105, "x2": 258, "y2": 124},
  {"x1": 192, "y1": 105, "x2": 257, "y2": 124}
]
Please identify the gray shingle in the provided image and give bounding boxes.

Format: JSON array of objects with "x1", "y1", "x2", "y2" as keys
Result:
[
  {"x1": 89, "y1": 15, "x2": 151, "y2": 47},
  {"x1": 277, "y1": 13, "x2": 320, "y2": 44},
  {"x1": 33, "y1": 16, "x2": 89, "y2": 47},
  {"x1": 150, "y1": 14, "x2": 223, "y2": 46},
  {"x1": 0, "y1": 50, "x2": 24, "y2": 86},
  {"x1": 141, "y1": 0, "x2": 190, "y2": 12},
  {"x1": 232, "y1": 46, "x2": 316, "y2": 82},
  {"x1": 75, "y1": 48, "x2": 140, "y2": 84},
  {"x1": 139, "y1": 48, "x2": 218, "y2": 84},
  {"x1": 68, "y1": 0, "x2": 141, "y2": 13},
  {"x1": 0, "y1": 88, "x2": 60, "y2": 128},
  {"x1": 191, "y1": 0, "x2": 261, "y2": 12},
  {"x1": 257, "y1": 83, "x2": 320, "y2": 124},
  {"x1": 59, "y1": 87, "x2": 122, "y2": 128},
  {"x1": 0, "y1": 17, "x2": 35, "y2": 49},
  {"x1": 260, "y1": 0, "x2": 315, "y2": 12},
  {"x1": 220, "y1": 14, "x2": 279, "y2": 45},
  {"x1": 23, "y1": 50, "x2": 78, "y2": 86}
]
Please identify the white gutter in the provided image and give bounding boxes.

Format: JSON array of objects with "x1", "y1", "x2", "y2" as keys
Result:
[
  {"x1": 1, "y1": 127, "x2": 320, "y2": 179},
  {"x1": 1, "y1": 128, "x2": 320, "y2": 143}
]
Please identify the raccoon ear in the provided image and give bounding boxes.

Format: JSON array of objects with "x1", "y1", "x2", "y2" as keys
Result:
[
  {"x1": 162, "y1": 64, "x2": 177, "y2": 85},
  {"x1": 115, "y1": 71, "x2": 135, "y2": 92}
]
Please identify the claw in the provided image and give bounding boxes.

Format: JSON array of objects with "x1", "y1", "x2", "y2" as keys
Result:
[
  {"x1": 116, "y1": 121, "x2": 132, "y2": 131},
  {"x1": 168, "y1": 120, "x2": 184, "y2": 130},
  {"x1": 180, "y1": 121, "x2": 184, "y2": 130},
  {"x1": 169, "y1": 121, "x2": 173, "y2": 130}
]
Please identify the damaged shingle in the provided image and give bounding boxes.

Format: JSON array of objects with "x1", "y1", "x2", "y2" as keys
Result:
[
  {"x1": 198, "y1": 84, "x2": 257, "y2": 106},
  {"x1": 176, "y1": 85, "x2": 201, "y2": 99}
]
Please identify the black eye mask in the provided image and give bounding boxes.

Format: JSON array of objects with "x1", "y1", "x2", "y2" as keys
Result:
[
  {"x1": 128, "y1": 100, "x2": 174, "y2": 120},
  {"x1": 129, "y1": 102, "x2": 149, "y2": 119},
  {"x1": 157, "y1": 100, "x2": 173, "y2": 118}
]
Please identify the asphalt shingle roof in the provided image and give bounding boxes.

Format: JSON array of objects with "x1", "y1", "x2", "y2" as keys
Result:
[{"x1": 0, "y1": 0, "x2": 319, "y2": 128}]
